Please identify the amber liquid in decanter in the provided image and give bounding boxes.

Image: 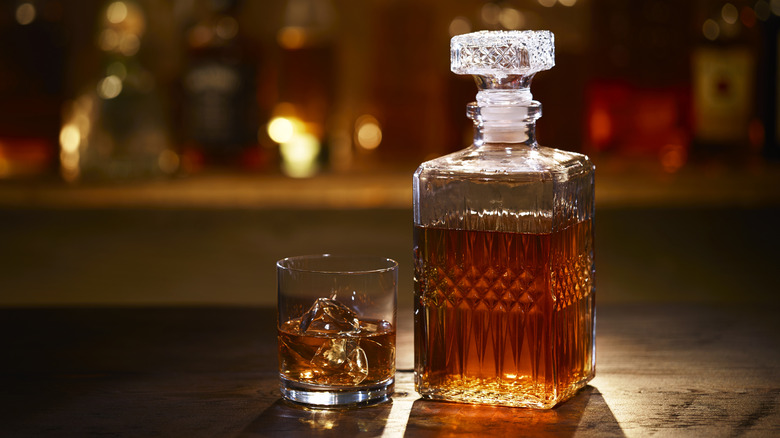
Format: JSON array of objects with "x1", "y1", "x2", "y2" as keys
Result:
[{"x1": 414, "y1": 221, "x2": 594, "y2": 408}]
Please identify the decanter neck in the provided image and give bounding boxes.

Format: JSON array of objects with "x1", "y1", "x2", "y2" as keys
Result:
[
  {"x1": 474, "y1": 74, "x2": 534, "y2": 106},
  {"x1": 468, "y1": 100, "x2": 541, "y2": 146}
]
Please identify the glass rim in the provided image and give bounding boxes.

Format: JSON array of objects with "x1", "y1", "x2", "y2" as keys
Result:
[{"x1": 276, "y1": 254, "x2": 398, "y2": 275}]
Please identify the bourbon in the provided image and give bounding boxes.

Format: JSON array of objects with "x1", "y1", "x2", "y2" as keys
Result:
[
  {"x1": 278, "y1": 318, "x2": 395, "y2": 387},
  {"x1": 414, "y1": 222, "x2": 594, "y2": 408}
]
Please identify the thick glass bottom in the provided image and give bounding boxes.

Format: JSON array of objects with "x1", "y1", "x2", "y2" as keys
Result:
[
  {"x1": 415, "y1": 374, "x2": 593, "y2": 409},
  {"x1": 280, "y1": 376, "x2": 394, "y2": 407}
]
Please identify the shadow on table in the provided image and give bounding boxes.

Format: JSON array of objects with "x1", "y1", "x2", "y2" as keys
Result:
[
  {"x1": 242, "y1": 385, "x2": 624, "y2": 437},
  {"x1": 403, "y1": 386, "x2": 625, "y2": 437},
  {"x1": 241, "y1": 398, "x2": 394, "y2": 437}
]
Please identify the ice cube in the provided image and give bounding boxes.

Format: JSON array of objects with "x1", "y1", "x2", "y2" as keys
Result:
[
  {"x1": 311, "y1": 338, "x2": 369, "y2": 385},
  {"x1": 344, "y1": 345, "x2": 368, "y2": 384},
  {"x1": 299, "y1": 297, "x2": 360, "y2": 335},
  {"x1": 312, "y1": 338, "x2": 352, "y2": 369}
]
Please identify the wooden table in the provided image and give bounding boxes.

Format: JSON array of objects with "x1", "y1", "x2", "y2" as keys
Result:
[{"x1": 1, "y1": 304, "x2": 778, "y2": 437}]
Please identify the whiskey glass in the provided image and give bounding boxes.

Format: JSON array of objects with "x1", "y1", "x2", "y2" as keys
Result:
[{"x1": 277, "y1": 254, "x2": 397, "y2": 407}]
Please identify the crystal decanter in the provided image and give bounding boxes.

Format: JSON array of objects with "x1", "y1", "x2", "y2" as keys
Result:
[{"x1": 413, "y1": 31, "x2": 595, "y2": 408}]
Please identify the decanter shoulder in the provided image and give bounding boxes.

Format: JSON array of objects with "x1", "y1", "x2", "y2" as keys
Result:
[
  {"x1": 414, "y1": 144, "x2": 594, "y2": 182},
  {"x1": 535, "y1": 145, "x2": 595, "y2": 180}
]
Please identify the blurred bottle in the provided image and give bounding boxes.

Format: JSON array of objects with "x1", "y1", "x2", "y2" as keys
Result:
[
  {"x1": 691, "y1": 0, "x2": 761, "y2": 159},
  {"x1": 585, "y1": 0, "x2": 693, "y2": 173},
  {"x1": 0, "y1": 0, "x2": 67, "y2": 179},
  {"x1": 179, "y1": 0, "x2": 258, "y2": 171},
  {"x1": 757, "y1": 2, "x2": 779, "y2": 159},
  {"x1": 270, "y1": 0, "x2": 336, "y2": 177},
  {"x1": 60, "y1": 0, "x2": 177, "y2": 182}
]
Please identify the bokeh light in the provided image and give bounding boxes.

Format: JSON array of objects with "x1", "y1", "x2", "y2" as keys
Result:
[
  {"x1": 97, "y1": 75, "x2": 123, "y2": 99},
  {"x1": 280, "y1": 132, "x2": 320, "y2": 178},
  {"x1": 659, "y1": 143, "x2": 686, "y2": 173},
  {"x1": 499, "y1": 8, "x2": 524, "y2": 29},
  {"x1": 268, "y1": 117, "x2": 296, "y2": 144},
  {"x1": 702, "y1": 19, "x2": 720, "y2": 40},
  {"x1": 449, "y1": 17, "x2": 471, "y2": 37},
  {"x1": 481, "y1": 3, "x2": 501, "y2": 26},
  {"x1": 278, "y1": 26, "x2": 306, "y2": 50},
  {"x1": 119, "y1": 34, "x2": 140, "y2": 56},
  {"x1": 158, "y1": 150, "x2": 179, "y2": 174},
  {"x1": 355, "y1": 115, "x2": 382, "y2": 150},
  {"x1": 589, "y1": 108, "x2": 612, "y2": 148},
  {"x1": 59, "y1": 125, "x2": 80, "y2": 154},
  {"x1": 99, "y1": 29, "x2": 120, "y2": 51},
  {"x1": 721, "y1": 3, "x2": 739, "y2": 24},
  {"x1": 106, "y1": 1, "x2": 128, "y2": 24},
  {"x1": 15, "y1": 3, "x2": 36, "y2": 25}
]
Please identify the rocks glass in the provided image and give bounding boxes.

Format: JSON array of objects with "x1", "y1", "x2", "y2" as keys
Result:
[{"x1": 277, "y1": 254, "x2": 397, "y2": 407}]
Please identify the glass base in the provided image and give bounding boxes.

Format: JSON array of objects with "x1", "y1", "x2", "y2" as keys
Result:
[
  {"x1": 280, "y1": 377, "x2": 394, "y2": 407},
  {"x1": 415, "y1": 374, "x2": 593, "y2": 409}
]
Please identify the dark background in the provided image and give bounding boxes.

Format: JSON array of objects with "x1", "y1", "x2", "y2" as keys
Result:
[{"x1": 0, "y1": 0, "x2": 778, "y2": 308}]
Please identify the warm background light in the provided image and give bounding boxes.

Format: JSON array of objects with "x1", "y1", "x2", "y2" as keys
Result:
[
  {"x1": 0, "y1": 0, "x2": 774, "y2": 182},
  {"x1": 280, "y1": 132, "x2": 320, "y2": 178},
  {"x1": 15, "y1": 3, "x2": 36, "y2": 26},
  {"x1": 106, "y1": 1, "x2": 128, "y2": 24},
  {"x1": 97, "y1": 75, "x2": 123, "y2": 100},
  {"x1": 268, "y1": 117, "x2": 296, "y2": 144},
  {"x1": 355, "y1": 115, "x2": 382, "y2": 151}
]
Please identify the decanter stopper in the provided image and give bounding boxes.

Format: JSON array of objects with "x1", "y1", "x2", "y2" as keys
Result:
[{"x1": 451, "y1": 30, "x2": 554, "y2": 107}]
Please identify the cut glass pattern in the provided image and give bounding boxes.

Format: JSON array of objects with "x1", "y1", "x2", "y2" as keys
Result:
[{"x1": 451, "y1": 31, "x2": 555, "y2": 78}]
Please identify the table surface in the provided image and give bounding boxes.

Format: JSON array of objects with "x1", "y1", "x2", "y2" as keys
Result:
[{"x1": 1, "y1": 304, "x2": 778, "y2": 437}]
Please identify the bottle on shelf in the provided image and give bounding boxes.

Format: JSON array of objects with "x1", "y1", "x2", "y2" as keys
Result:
[
  {"x1": 60, "y1": 0, "x2": 176, "y2": 182},
  {"x1": 179, "y1": 0, "x2": 258, "y2": 170}
]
